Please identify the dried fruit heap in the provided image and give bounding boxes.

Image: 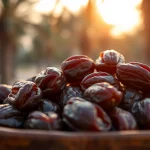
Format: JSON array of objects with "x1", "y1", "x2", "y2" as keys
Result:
[{"x1": 0, "y1": 49, "x2": 150, "y2": 132}]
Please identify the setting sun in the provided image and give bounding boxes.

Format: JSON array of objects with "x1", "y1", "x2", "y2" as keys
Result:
[
  {"x1": 34, "y1": 0, "x2": 142, "y2": 36},
  {"x1": 97, "y1": 0, "x2": 142, "y2": 36}
]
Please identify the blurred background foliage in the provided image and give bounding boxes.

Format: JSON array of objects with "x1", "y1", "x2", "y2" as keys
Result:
[{"x1": 0, "y1": 0, "x2": 149, "y2": 84}]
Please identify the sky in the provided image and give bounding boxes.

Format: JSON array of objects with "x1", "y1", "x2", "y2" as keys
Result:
[{"x1": 33, "y1": 0, "x2": 142, "y2": 37}]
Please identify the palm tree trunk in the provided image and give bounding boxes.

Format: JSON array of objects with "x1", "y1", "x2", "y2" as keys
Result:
[
  {"x1": 0, "y1": 40, "x2": 8, "y2": 84},
  {"x1": 142, "y1": 0, "x2": 150, "y2": 65},
  {"x1": 0, "y1": 16, "x2": 15, "y2": 84},
  {"x1": 0, "y1": 38, "x2": 15, "y2": 84}
]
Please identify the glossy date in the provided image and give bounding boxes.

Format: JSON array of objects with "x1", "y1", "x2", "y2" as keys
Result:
[
  {"x1": 0, "y1": 104, "x2": 24, "y2": 128},
  {"x1": 84, "y1": 82, "x2": 122, "y2": 112},
  {"x1": 95, "y1": 49, "x2": 125, "y2": 74},
  {"x1": 116, "y1": 62, "x2": 150, "y2": 91},
  {"x1": 35, "y1": 67, "x2": 66, "y2": 99},
  {"x1": 119, "y1": 87, "x2": 143, "y2": 112},
  {"x1": 81, "y1": 71, "x2": 120, "y2": 91},
  {"x1": 109, "y1": 107, "x2": 137, "y2": 130},
  {"x1": 7, "y1": 81, "x2": 42, "y2": 112},
  {"x1": 63, "y1": 97, "x2": 112, "y2": 131},
  {"x1": 131, "y1": 98, "x2": 150, "y2": 129},
  {"x1": 61, "y1": 55, "x2": 95, "y2": 84},
  {"x1": 60, "y1": 84, "x2": 83, "y2": 106},
  {"x1": 24, "y1": 111, "x2": 62, "y2": 130}
]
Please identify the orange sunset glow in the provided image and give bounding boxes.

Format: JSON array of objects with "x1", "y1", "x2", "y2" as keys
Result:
[
  {"x1": 97, "y1": 0, "x2": 142, "y2": 36},
  {"x1": 34, "y1": 0, "x2": 142, "y2": 36}
]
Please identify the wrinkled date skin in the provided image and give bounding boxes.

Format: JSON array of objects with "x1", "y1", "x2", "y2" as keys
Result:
[
  {"x1": 81, "y1": 71, "x2": 120, "y2": 91},
  {"x1": 63, "y1": 97, "x2": 112, "y2": 131},
  {"x1": 0, "y1": 104, "x2": 24, "y2": 128},
  {"x1": 38, "y1": 99, "x2": 61, "y2": 115},
  {"x1": 109, "y1": 107, "x2": 137, "y2": 130},
  {"x1": 116, "y1": 62, "x2": 150, "y2": 91},
  {"x1": 131, "y1": 98, "x2": 150, "y2": 129},
  {"x1": 61, "y1": 55, "x2": 95, "y2": 84},
  {"x1": 119, "y1": 87, "x2": 143, "y2": 112},
  {"x1": 0, "y1": 84, "x2": 12, "y2": 104},
  {"x1": 95, "y1": 50, "x2": 125, "y2": 74},
  {"x1": 60, "y1": 85, "x2": 83, "y2": 106},
  {"x1": 35, "y1": 67, "x2": 66, "y2": 99},
  {"x1": 7, "y1": 81, "x2": 42, "y2": 112},
  {"x1": 84, "y1": 82, "x2": 122, "y2": 112},
  {"x1": 24, "y1": 111, "x2": 62, "y2": 130}
]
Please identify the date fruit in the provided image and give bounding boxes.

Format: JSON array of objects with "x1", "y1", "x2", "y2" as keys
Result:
[
  {"x1": 116, "y1": 62, "x2": 150, "y2": 91},
  {"x1": 119, "y1": 87, "x2": 143, "y2": 112},
  {"x1": 24, "y1": 111, "x2": 62, "y2": 130},
  {"x1": 109, "y1": 107, "x2": 137, "y2": 130},
  {"x1": 81, "y1": 71, "x2": 120, "y2": 91},
  {"x1": 35, "y1": 67, "x2": 66, "y2": 99},
  {"x1": 95, "y1": 49, "x2": 125, "y2": 74},
  {"x1": 60, "y1": 84, "x2": 83, "y2": 106},
  {"x1": 0, "y1": 104, "x2": 24, "y2": 128},
  {"x1": 131, "y1": 98, "x2": 150, "y2": 129},
  {"x1": 63, "y1": 97, "x2": 112, "y2": 131},
  {"x1": 38, "y1": 99, "x2": 61, "y2": 115},
  {"x1": 7, "y1": 81, "x2": 42, "y2": 112},
  {"x1": 61, "y1": 55, "x2": 95, "y2": 84},
  {"x1": 84, "y1": 82, "x2": 122, "y2": 112}
]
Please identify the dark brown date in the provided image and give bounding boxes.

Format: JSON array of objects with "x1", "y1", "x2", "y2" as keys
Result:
[
  {"x1": 35, "y1": 67, "x2": 66, "y2": 99},
  {"x1": 63, "y1": 97, "x2": 112, "y2": 131},
  {"x1": 7, "y1": 81, "x2": 42, "y2": 112},
  {"x1": 0, "y1": 84, "x2": 12, "y2": 104},
  {"x1": 0, "y1": 104, "x2": 24, "y2": 128},
  {"x1": 38, "y1": 99, "x2": 61, "y2": 115},
  {"x1": 61, "y1": 55, "x2": 95, "y2": 84},
  {"x1": 24, "y1": 111, "x2": 62, "y2": 130},
  {"x1": 131, "y1": 98, "x2": 150, "y2": 129},
  {"x1": 84, "y1": 82, "x2": 122, "y2": 112},
  {"x1": 95, "y1": 50, "x2": 125, "y2": 74},
  {"x1": 109, "y1": 107, "x2": 137, "y2": 130},
  {"x1": 81, "y1": 71, "x2": 120, "y2": 91},
  {"x1": 60, "y1": 84, "x2": 83, "y2": 106},
  {"x1": 119, "y1": 87, "x2": 144, "y2": 112},
  {"x1": 116, "y1": 62, "x2": 150, "y2": 91}
]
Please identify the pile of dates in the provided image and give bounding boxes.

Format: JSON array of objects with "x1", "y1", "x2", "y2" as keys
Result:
[{"x1": 1, "y1": 49, "x2": 150, "y2": 132}]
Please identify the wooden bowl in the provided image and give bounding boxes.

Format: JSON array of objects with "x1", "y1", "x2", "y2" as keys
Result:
[{"x1": 0, "y1": 127, "x2": 150, "y2": 150}]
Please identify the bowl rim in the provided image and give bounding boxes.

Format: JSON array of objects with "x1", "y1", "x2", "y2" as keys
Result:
[{"x1": 0, "y1": 127, "x2": 150, "y2": 139}]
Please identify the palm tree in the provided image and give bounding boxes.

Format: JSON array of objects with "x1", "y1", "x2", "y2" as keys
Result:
[{"x1": 79, "y1": 0, "x2": 112, "y2": 56}]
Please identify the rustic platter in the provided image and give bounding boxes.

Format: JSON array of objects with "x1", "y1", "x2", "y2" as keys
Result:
[{"x1": 0, "y1": 127, "x2": 150, "y2": 150}]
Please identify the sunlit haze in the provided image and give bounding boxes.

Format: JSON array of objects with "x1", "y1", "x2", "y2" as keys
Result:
[
  {"x1": 34, "y1": 0, "x2": 88, "y2": 15},
  {"x1": 34, "y1": 0, "x2": 142, "y2": 36},
  {"x1": 97, "y1": 0, "x2": 142, "y2": 36}
]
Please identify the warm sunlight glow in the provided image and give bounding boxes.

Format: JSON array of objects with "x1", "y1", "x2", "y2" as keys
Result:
[
  {"x1": 34, "y1": 0, "x2": 56, "y2": 13},
  {"x1": 34, "y1": 0, "x2": 88, "y2": 14},
  {"x1": 96, "y1": 0, "x2": 142, "y2": 36},
  {"x1": 34, "y1": 0, "x2": 142, "y2": 37},
  {"x1": 60, "y1": 0, "x2": 89, "y2": 12}
]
